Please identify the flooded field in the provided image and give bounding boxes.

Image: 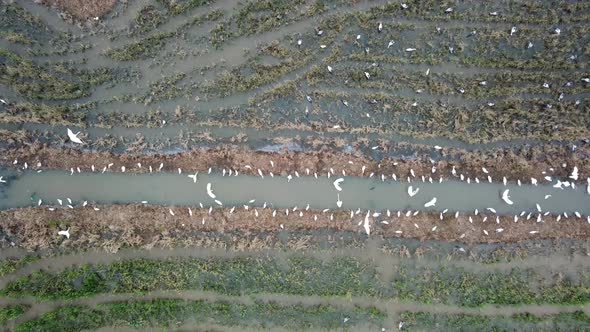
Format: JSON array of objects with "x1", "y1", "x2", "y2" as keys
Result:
[{"x1": 1, "y1": 0, "x2": 590, "y2": 330}]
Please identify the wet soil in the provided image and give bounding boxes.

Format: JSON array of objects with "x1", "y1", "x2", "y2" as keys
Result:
[{"x1": 1, "y1": 204, "x2": 589, "y2": 252}]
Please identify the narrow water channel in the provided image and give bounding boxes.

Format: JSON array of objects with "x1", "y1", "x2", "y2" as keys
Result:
[{"x1": 1, "y1": 171, "x2": 588, "y2": 215}]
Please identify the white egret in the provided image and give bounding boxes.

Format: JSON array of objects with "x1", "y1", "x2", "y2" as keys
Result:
[
  {"x1": 569, "y1": 166, "x2": 579, "y2": 180},
  {"x1": 407, "y1": 186, "x2": 419, "y2": 197},
  {"x1": 501, "y1": 189, "x2": 513, "y2": 205},
  {"x1": 206, "y1": 183, "x2": 216, "y2": 199},
  {"x1": 510, "y1": 26, "x2": 517, "y2": 35},
  {"x1": 363, "y1": 211, "x2": 371, "y2": 235},
  {"x1": 67, "y1": 128, "x2": 84, "y2": 144},
  {"x1": 424, "y1": 197, "x2": 437, "y2": 207},
  {"x1": 58, "y1": 229, "x2": 70, "y2": 239},
  {"x1": 333, "y1": 178, "x2": 344, "y2": 191},
  {"x1": 188, "y1": 172, "x2": 198, "y2": 183}
]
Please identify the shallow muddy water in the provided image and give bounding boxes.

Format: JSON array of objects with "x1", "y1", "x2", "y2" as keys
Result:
[{"x1": 0, "y1": 170, "x2": 588, "y2": 215}]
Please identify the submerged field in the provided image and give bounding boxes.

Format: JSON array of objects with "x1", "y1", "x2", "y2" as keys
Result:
[{"x1": 1, "y1": 0, "x2": 590, "y2": 330}]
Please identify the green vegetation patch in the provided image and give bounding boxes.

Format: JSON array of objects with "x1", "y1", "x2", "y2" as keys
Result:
[
  {"x1": 0, "y1": 305, "x2": 28, "y2": 326},
  {"x1": 0, "y1": 4, "x2": 49, "y2": 44},
  {"x1": 105, "y1": 32, "x2": 174, "y2": 61},
  {"x1": 0, "y1": 102, "x2": 91, "y2": 126},
  {"x1": 157, "y1": 0, "x2": 213, "y2": 16},
  {"x1": 209, "y1": 0, "x2": 309, "y2": 48},
  {"x1": 394, "y1": 266, "x2": 590, "y2": 307},
  {"x1": 399, "y1": 311, "x2": 590, "y2": 332},
  {"x1": 0, "y1": 50, "x2": 114, "y2": 100},
  {"x1": 133, "y1": 5, "x2": 167, "y2": 34},
  {"x1": 0, "y1": 255, "x2": 40, "y2": 278},
  {"x1": 0, "y1": 50, "x2": 82, "y2": 100},
  {"x1": 1, "y1": 256, "x2": 381, "y2": 300},
  {"x1": 15, "y1": 300, "x2": 384, "y2": 331},
  {"x1": 3, "y1": 256, "x2": 590, "y2": 308}
]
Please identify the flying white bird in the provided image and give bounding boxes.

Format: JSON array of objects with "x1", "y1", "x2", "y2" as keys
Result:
[
  {"x1": 67, "y1": 128, "x2": 84, "y2": 144},
  {"x1": 333, "y1": 178, "x2": 344, "y2": 191},
  {"x1": 407, "y1": 186, "x2": 419, "y2": 197},
  {"x1": 501, "y1": 189, "x2": 513, "y2": 205},
  {"x1": 206, "y1": 183, "x2": 216, "y2": 199},
  {"x1": 424, "y1": 197, "x2": 437, "y2": 207},
  {"x1": 0, "y1": 176, "x2": 5, "y2": 183},
  {"x1": 58, "y1": 229, "x2": 70, "y2": 239}
]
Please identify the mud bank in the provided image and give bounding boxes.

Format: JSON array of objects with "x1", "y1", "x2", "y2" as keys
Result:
[
  {"x1": 1, "y1": 205, "x2": 589, "y2": 252},
  {"x1": 0, "y1": 143, "x2": 589, "y2": 185},
  {"x1": 39, "y1": 0, "x2": 118, "y2": 21}
]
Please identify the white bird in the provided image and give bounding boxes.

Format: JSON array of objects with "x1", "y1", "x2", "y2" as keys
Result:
[
  {"x1": 424, "y1": 197, "x2": 437, "y2": 207},
  {"x1": 501, "y1": 189, "x2": 513, "y2": 205},
  {"x1": 364, "y1": 72, "x2": 370, "y2": 80},
  {"x1": 58, "y1": 229, "x2": 70, "y2": 239},
  {"x1": 188, "y1": 172, "x2": 198, "y2": 183},
  {"x1": 387, "y1": 40, "x2": 395, "y2": 48},
  {"x1": 363, "y1": 211, "x2": 371, "y2": 235},
  {"x1": 405, "y1": 48, "x2": 416, "y2": 52},
  {"x1": 510, "y1": 26, "x2": 517, "y2": 36},
  {"x1": 206, "y1": 183, "x2": 216, "y2": 199},
  {"x1": 333, "y1": 178, "x2": 344, "y2": 191},
  {"x1": 327, "y1": 65, "x2": 333, "y2": 73},
  {"x1": 569, "y1": 166, "x2": 579, "y2": 180},
  {"x1": 586, "y1": 177, "x2": 590, "y2": 194},
  {"x1": 0, "y1": 176, "x2": 5, "y2": 183},
  {"x1": 445, "y1": 7, "x2": 453, "y2": 13},
  {"x1": 67, "y1": 128, "x2": 84, "y2": 144},
  {"x1": 407, "y1": 186, "x2": 419, "y2": 197},
  {"x1": 489, "y1": 11, "x2": 498, "y2": 16},
  {"x1": 378, "y1": 22, "x2": 383, "y2": 32}
]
